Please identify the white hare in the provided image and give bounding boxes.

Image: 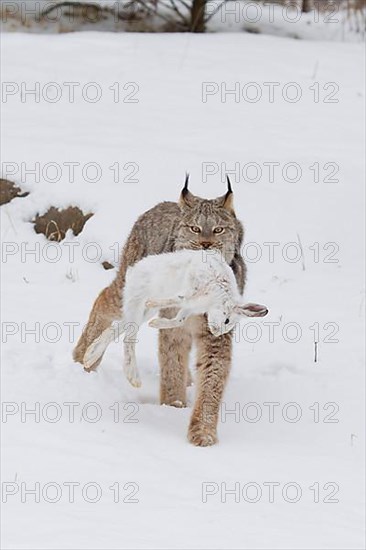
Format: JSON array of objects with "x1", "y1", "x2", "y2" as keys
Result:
[{"x1": 83, "y1": 249, "x2": 268, "y2": 387}]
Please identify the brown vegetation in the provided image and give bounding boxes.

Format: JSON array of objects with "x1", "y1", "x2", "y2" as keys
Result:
[
  {"x1": 0, "y1": 179, "x2": 29, "y2": 206},
  {"x1": 33, "y1": 206, "x2": 93, "y2": 242}
]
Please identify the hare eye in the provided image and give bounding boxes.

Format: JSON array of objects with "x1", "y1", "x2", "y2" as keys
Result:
[
  {"x1": 190, "y1": 226, "x2": 201, "y2": 233},
  {"x1": 224, "y1": 318, "x2": 230, "y2": 325},
  {"x1": 214, "y1": 227, "x2": 224, "y2": 234}
]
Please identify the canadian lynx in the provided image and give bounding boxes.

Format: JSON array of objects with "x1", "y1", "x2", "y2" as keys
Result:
[{"x1": 73, "y1": 176, "x2": 247, "y2": 446}]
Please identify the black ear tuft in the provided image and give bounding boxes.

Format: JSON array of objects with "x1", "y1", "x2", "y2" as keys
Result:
[
  {"x1": 226, "y1": 175, "x2": 233, "y2": 195},
  {"x1": 217, "y1": 175, "x2": 234, "y2": 212},
  {"x1": 179, "y1": 173, "x2": 195, "y2": 207},
  {"x1": 182, "y1": 172, "x2": 190, "y2": 196}
]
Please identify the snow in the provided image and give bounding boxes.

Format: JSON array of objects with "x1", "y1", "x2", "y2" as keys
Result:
[{"x1": 1, "y1": 31, "x2": 365, "y2": 549}]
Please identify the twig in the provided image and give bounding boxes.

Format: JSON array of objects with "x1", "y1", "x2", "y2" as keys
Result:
[
  {"x1": 42, "y1": 1, "x2": 145, "y2": 22},
  {"x1": 204, "y1": 0, "x2": 232, "y2": 23},
  {"x1": 174, "y1": 0, "x2": 191, "y2": 10},
  {"x1": 170, "y1": 0, "x2": 187, "y2": 19},
  {"x1": 137, "y1": 0, "x2": 185, "y2": 25},
  {"x1": 296, "y1": 232, "x2": 306, "y2": 271},
  {"x1": 161, "y1": 0, "x2": 188, "y2": 22}
]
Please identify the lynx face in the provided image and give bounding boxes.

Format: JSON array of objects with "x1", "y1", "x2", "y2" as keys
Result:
[{"x1": 174, "y1": 192, "x2": 241, "y2": 264}]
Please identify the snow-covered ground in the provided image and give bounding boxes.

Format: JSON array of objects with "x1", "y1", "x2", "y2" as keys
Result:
[{"x1": 1, "y1": 31, "x2": 365, "y2": 549}]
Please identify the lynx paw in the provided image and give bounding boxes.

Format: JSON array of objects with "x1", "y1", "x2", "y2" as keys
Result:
[
  {"x1": 188, "y1": 425, "x2": 218, "y2": 447},
  {"x1": 170, "y1": 400, "x2": 186, "y2": 408}
]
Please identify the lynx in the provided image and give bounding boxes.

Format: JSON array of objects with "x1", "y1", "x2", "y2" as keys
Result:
[
  {"x1": 83, "y1": 249, "x2": 268, "y2": 387},
  {"x1": 73, "y1": 176, "x2": 247, "y2": 446}
]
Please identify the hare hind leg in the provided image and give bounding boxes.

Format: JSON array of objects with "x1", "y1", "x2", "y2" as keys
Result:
[
  {"x1": 84, "y1": 320, "x2": 124, "y2": 370},
  {"x1": 121, "y1": 301, "x2": 147, "y2": 388},
  {"x1": 73, "y1": 283, "x2": 122, "y2": 370},
  {"x1": 146, "y1": 297, "x2": 185, "y2": 310},
  {"x1": 123, "y1": 339, "x2": 141, "y2": 388},
  {"x1": 149, "y1": 308, "x2": 190, "y2": 329}
]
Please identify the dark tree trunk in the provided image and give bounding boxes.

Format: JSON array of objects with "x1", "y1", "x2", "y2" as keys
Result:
[
  {"x1": 301, "y1": 0, "x2": 312, "y2": 13},
  {"x1": 190, "y1": 0, "x2": 206, "y2": 32}
]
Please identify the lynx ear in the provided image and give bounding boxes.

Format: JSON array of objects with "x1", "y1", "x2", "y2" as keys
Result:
[
  {"x1": 234, "y1": 303, "x2": 269, "y2": 317},
  {"x1": 179, "y1": 173, "x2": 196, "y2": 208},
  {"x1": 217, "y1": 176, "x2": 234, "y2": 213}
]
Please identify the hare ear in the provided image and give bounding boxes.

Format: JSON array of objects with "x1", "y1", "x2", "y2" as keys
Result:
[
  {"x1": 216, "y1": 176, "x2": 234, "y2": 213},
  {"x1": 234, "y1": 303, "x2": 268, "y2": 317},
  {"x1": 179, "y1": 173, "x2": 196, "y2": 208}
]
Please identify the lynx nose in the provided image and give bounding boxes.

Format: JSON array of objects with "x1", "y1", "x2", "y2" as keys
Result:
[{"x1": 200, "y1": 241, "x2": 212, "y2": 249}]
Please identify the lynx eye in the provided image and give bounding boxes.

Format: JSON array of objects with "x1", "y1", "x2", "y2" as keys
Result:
[
  {"x1": 190, "y1": 226, "x2": 201, "y2": 233},
  {"x1": 213, "y1": 227, "x2": 224, "y2": 234}
]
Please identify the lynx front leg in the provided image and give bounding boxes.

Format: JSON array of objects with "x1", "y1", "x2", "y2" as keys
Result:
[
  {"x1": 159, "y1": 308, "x2": 192, "y2": 408},
  {"x1": 188, "y1": 315, "x2": 232, "y2": 447}
]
